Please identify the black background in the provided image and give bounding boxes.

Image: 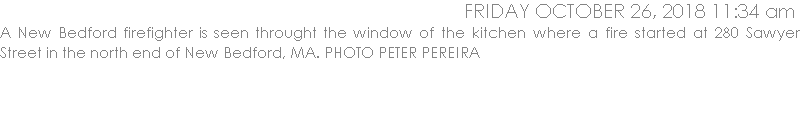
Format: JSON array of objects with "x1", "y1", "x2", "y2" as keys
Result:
[{"x1": 0, "y1": 1, "x2": 798, "y2": 113}]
